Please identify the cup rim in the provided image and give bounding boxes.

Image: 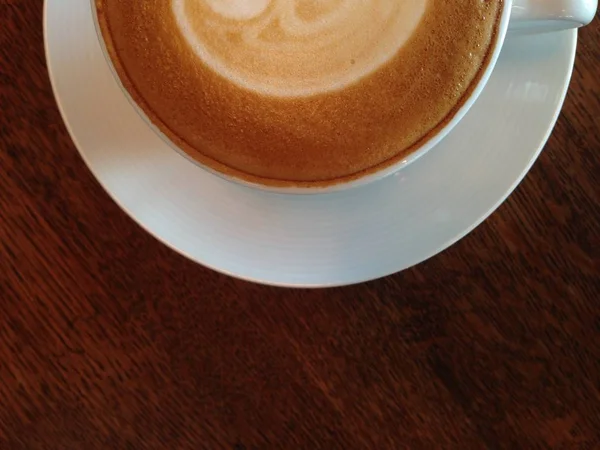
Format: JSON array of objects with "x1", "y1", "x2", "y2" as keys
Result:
[{"x1": 91, "y1": 0, "x2": 514, "y2": 194}]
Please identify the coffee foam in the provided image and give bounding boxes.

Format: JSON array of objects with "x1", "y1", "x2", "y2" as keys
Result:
[
  {"x1": 172, "y1": 0, "x2": 427, "y2": 97},
  {"x1": 96, "y1": 0, "x2": 503, "y2": 186}
]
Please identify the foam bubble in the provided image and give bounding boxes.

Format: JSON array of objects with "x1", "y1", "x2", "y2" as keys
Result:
[{"x1": 172, "y1": 0, "x2": 428, "y2": 97}]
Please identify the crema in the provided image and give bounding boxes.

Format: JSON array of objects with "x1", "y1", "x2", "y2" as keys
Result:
[{"x1": 95, "y1": 0, "x2": 503, "y2": 187}]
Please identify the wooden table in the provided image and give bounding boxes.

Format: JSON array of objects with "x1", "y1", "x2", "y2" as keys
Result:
[{"x1": 1, "y1": 3, "x2": 599, "y2": 448}]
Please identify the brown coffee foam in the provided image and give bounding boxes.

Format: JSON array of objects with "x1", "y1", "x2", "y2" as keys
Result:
[{"x1": 96, "y1": 0, "x2": 503, "y2": 188}]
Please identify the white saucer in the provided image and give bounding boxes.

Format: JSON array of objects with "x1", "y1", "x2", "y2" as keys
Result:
[{"x1": 45, "y1": 0, "x2": 577, "y2": 287}]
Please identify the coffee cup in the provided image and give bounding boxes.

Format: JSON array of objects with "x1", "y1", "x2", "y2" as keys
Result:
[{"x1": 92, "y1": 0, "x2": 596, "y2": 193}]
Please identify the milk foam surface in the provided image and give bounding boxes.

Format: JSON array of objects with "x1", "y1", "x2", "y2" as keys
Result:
[
  {"x1": 172, "y1": 0, "x2": 428, "y2": 97},
  {"x1": 96, "y1": 0, "x2": 503, "y2": 186}
]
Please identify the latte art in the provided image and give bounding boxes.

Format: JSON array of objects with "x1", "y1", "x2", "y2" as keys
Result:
[{"x1": 172, "y1": 0, "x2": 428, "y2": 97}]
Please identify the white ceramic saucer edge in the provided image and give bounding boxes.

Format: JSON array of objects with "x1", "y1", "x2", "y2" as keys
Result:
[{"x1": 44, "y1": 0, "x2": 577, "y2": 288}]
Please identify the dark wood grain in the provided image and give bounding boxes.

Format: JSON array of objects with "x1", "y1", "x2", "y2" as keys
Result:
[{"x1": 1, "y1": 2, "x2": 599, "y2": 449}]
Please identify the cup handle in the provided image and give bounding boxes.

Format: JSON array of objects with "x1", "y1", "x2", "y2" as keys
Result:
[{"x1": 509, "y1": 0, "x2": 597, "y2": 34}]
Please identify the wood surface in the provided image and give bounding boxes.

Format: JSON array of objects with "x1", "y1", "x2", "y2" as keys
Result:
[{"x1": 1, "y1": 2, "x2": 599, "y2": 449}]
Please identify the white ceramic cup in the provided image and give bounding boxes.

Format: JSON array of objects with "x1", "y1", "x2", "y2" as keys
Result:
[{"x1": 92, "y1": 0, "x2": 597, "y2": 193}]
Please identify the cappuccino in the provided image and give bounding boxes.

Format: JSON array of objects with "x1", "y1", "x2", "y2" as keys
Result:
[{"x1": 95, "y1": 0, "x2": 503, "y2": 187}]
